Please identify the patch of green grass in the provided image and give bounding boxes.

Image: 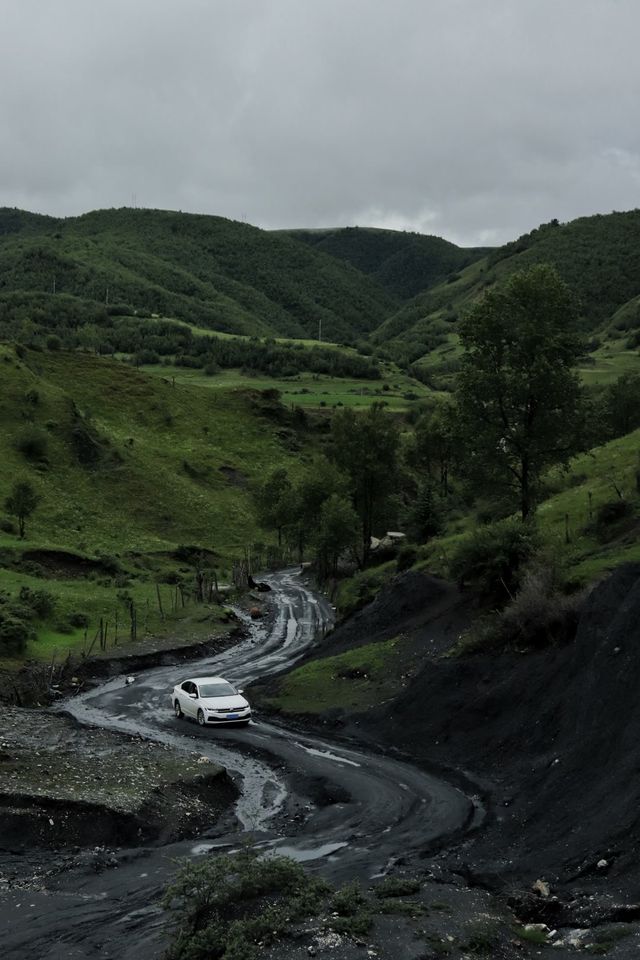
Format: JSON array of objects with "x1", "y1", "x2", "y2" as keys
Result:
[
  {"x1": 0, "y1": 346, "x2": 308, "y2": 661},
  {"x1": 334, "y1": 561, "x2": 396, "y2": 618},
  {"x1": 0, "y1": 566, "x2": 230, "y2": 665},
  {"x1": 514, "y1": 925, "x2": 549, "y2": 944},
  {"x1": 261, "y1": 634, "x2": 415, "y2": 714},
  {"x1": 373, "y1": 876, "x2": 422, "y2": 898},
  {"x1": 142, "y1": 364, "x2": 433, "y2": 411}
]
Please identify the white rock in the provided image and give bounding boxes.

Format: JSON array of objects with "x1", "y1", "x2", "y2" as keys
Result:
[
  {"x1": 533, "y1": 878, "x2": 551, "y2": 897},
  {"x1": 597, "y1": 858, "x2": 608, "y2": 869},
  {"x1": 126, "y1": 676, "x2": 136, "y2": 684}
]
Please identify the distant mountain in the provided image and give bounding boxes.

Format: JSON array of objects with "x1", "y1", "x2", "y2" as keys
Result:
[
  {"x1": 282, "y1": 225, "x2": 489, "y2": 299},
  {"x1": 0, "y1": 208, "x2": 398, "y2": 342},
  {"x1": 372, "y1": 210, "x2": 640, "y2": 361}
]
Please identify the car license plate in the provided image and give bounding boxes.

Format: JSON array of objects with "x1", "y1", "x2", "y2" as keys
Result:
[{"x1": 227, "y1": 713, "x2": 238, "y2": 719}]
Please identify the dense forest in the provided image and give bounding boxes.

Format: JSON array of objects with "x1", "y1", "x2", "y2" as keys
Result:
[
  {"x1": 283, "y1": 225, "x2": 488, "y2": 298},
  {"x1": 0, "y1": 207, "x2": 397, "y2": 342}
]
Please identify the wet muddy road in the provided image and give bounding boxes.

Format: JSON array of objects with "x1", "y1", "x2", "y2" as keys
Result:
[{"x1": 2, "y1": 570, "x2": 476, "y2": 959}]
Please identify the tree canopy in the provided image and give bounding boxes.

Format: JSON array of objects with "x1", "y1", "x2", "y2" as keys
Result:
[{"x1": 455, "y1": 264, "x2": 583, "y2": 519}]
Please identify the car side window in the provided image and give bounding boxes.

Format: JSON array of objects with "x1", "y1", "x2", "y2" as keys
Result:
[
  {"x1": 193, "y1": 686, "x2": 199, "y2": 699},
  {"x1": 181, "y1": 681, "x2": 192, "y2": 694}
]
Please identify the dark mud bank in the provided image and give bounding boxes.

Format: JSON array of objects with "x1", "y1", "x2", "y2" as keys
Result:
[
  {"x1": 0, "y1": 774, "x2": 236, "y2": 850},
  {"x1": 0, "y1": 708, "x2": 238, "y2": 851},
  {"x1": 333, "y1": 563, "x2": 640, "y2": 888}
]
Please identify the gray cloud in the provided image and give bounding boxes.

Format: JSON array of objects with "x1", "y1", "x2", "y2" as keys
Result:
[{"x1": 1, "y1": 0, "x2": 639, "y2": 245}]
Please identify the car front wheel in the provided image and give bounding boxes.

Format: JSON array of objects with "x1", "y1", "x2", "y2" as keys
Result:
[
  {"x1": 174, "y1": 700, "x2": 183, "y2": 719},
  {"x1": 197, "y1": 709, "x2": 206, "y2": 726}
]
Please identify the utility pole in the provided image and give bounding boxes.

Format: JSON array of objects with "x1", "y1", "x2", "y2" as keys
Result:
[{"x1": 318, "y1": 317, "x2": 322, "y2": 343}]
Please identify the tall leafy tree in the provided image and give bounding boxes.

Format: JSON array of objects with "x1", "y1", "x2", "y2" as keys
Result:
[
  {"x1": 314, "y1": 494, "x2": 359, "y2": 578},
  {"x1": 456, "y1": 264, "x2": 583, "y2": 520},
  {"x1": 254, "y1": 468, "x2": 292, "y2": 547},
  {"x1": 412, "y1": 403, "x2": 456, "y2": 496},
  {"x1": 5, "y1": 479, "x2": 40, "y2": 539},
  {"x1": 285, "y1": 459, "x2": 350, "y2": 561},
  {"x1": 330, "y1": 403, "x2": 400, "y2": 562}
]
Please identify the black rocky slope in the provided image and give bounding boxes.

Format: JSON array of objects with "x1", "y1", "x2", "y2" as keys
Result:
[{"x1": 332, "y1": 564, "x2": 640, "y2": 890}]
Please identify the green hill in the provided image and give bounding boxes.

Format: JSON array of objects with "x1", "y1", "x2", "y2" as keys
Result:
[
  {"x1": 283, "y1": 225, "x2": 489, "y2": 299},
  {"x1": 372, "y1": 210, "x2": 640, "y2": 378},
  {"x1": 0, "y1": 207, "x2": 398, "y2": 343},
  {"x1": 0, "y1": 344, "x2": 308, "y2": 661}
]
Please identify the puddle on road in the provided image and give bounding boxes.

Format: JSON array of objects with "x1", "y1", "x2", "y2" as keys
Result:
[
  {"x1": 269, "y1": 841, "x2": 348, "y2": 863},
  {"x1": 297, "y1": 744, "x2": 361, "y2": 768},
  {"x1": 191, "y1": 838, "x2": 348, "y2": 864}
]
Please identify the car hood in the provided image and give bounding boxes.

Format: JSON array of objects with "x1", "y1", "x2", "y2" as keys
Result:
[{"x1": 200, "y1": 695, "x2": 249, "y2": 710}]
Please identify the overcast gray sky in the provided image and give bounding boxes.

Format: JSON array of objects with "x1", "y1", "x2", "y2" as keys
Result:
[{"x1": 1, "y1": 0, "x2": 638, "y2": 246}]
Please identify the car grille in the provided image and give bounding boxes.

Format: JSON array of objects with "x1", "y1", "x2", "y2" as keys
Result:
[{"x1": 208, "y1": 712, "x2": 251, "y2": 722}]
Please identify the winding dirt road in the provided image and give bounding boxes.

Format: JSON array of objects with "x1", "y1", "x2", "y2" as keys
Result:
[{"x1": 2, "y1": 570, "x2": 477, "y2": 959}]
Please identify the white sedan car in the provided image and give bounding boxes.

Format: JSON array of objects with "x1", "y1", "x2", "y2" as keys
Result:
[{"x1": 172, "y1": 676, "x2": 252, "y2": 727}]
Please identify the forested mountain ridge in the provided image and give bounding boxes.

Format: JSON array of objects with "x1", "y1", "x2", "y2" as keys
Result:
[
  {"x1": 0, "y1": 207, "x2": 398, "y2": 343},
  {"x1": 374, "y1": 209, "x2": 640, "y2": 357},
  {"x1": 283, "y1": 225, "x2": 489, "y2": 299}
]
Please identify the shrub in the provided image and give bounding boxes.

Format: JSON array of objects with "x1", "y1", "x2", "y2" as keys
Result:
[
  {"x1": 162, "y1": 849, "x2": 329, "y2": 960},
  {"x1": 71, "y1": 419, "x2": 106, "y2": 466},
  {"x1": 374, "y1": 876, "x2": 421, "y2": 898},
  {"x1": 15, "y1": 427, "x2": 49, "y2": 461},
  {"x1": 596, "y1": 498, "x2": 632, "y2": 528},
  {"x1": 18, "y1": 586, "x2": 56, "y2": 619},
  {"x1": 0, "y1": 518, "x2": 16, "y2": 535},
  {"x1": 396, "y1": 544, "x2": 418, "y2": 572},
  {"x1": 450, "y1": 518, "x2": 539, "y2": 605},
  {"x1": 97, "y1": 553, "x2": 123, "y2": 575},
  {"x1": 456, "y1": 556, "x2": 582, "y2": 653},
  {"x1": 46, "y1": 335, "x2": 62, "y2": 351},
  {"x1": 0, "y1": 614, "x2": 31, "y2": 654},
  {"x1": 68, "y1": 611, "x2": 90, "y2": 628}
]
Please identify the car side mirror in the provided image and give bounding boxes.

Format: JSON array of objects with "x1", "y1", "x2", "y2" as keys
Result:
[
  {"x1": 189, "y1": 692, "x2": 198, "y2": 699},
  {"x1": 237, "y1": 688, "x2": 244, "y2": 694}
]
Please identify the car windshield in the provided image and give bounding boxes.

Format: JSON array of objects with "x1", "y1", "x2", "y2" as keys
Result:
[{"x1": 198, "y1": 682, "x2": 237, "y2": 698}]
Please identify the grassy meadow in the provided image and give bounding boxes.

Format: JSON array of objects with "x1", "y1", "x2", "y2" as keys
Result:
[{"x1": 0, "y1": 344, "x2": 309, "y2": 664}]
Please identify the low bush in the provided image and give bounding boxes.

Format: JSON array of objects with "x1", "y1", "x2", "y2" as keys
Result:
[
  {"x1": 68, "y1": 611, "x2": 90, "y2": 628},
  {"x1": 18, "y1": 586, "x2": 56, "y2": 619},
  {"x1": 456, "y1": 557, "x2": 582, "y2": 653},
  {"x1": 163, "y1": 849, "x2": 329, "y2": 960},
  {"x1": 0, "y1": 612, "x2": 33, "y2": 655},
  {"x1": 15, "y1": 427, "x2": 49, "y2": 462},
  {"x1": 396, "y1": 544, "x2": 418, "y2": 572},
  {"x1": 589, "y1": 498, "x2": 636, "y2": 542},
  {"x1": 450, "y1": 518, "x2": 539, "y2": 605}
]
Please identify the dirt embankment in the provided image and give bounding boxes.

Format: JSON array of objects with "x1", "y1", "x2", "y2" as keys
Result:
[
  {"x1": 269, "y1": 564, "x2": 640, "y2": 894},
  {"x1": 0, "y1": 708, "x2": 237, "y2": 850},
  {"x1": 0, "y1": 624, "x2": 248, "y2": 708}
]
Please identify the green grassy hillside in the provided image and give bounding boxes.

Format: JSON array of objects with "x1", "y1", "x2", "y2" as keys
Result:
[
  {"x1": 372, "y1": 211, "x2": 640, "y2": 379},
  {"x1": 0, "y1": 345, "x2": 307, "y2": 662},
  {"x1": 284, "y1": 225, "x2": 488, "y2": 299},
  {"x1": 0, "y1": 207, "x2": 398, "y2": 342}
]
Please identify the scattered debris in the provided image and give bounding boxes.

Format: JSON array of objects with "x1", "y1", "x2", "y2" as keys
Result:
[{"x1": 532, "y1": 879, "x2": 550, "y2": 898}]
